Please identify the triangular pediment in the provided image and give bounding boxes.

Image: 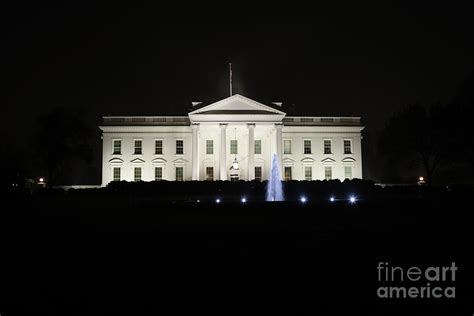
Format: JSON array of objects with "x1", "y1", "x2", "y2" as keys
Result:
[
  {"x1": 189, "y1": 94, "x2": 286, "y2": 116},
  {"x1": 321, "y1": 157, "x2": 336, "y2": 163}
]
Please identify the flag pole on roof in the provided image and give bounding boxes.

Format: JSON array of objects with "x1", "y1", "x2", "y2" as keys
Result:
[{"x1": 229, "y1": 63, "x2": 232, "y2": 96}]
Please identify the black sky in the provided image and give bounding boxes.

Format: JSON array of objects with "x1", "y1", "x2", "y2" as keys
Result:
[{"x1": 2, "y1": 2, "x2": 474, "y2": 145}]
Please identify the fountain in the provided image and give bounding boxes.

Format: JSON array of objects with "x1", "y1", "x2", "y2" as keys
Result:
[{"x1": 266, "y1": 153, "x2": 284, "y2": 201}]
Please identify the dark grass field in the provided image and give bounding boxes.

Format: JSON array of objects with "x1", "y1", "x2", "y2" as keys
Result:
[{"x1": 1, "y1": 192, "x2": 473, "y2": 315}]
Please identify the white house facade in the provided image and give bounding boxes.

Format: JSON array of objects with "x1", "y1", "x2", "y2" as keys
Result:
[{"x1": 99, "y1": 94, "x2": 364, "y2": 186}]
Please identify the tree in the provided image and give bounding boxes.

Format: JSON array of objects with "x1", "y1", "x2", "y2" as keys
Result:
[
  {"x1": 32, "y1": 106, "x2": 94, "y2": 186},
  {"x1": 379, "y1": 104, "x2": 445, "y2": 185}
]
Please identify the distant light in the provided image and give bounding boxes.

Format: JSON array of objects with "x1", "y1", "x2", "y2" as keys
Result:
[
  {"x1": 330, "y1": 196, "x2": 335, "y2": 202},
  {"x1": 216, "y1": 198, "x2": 221, "y2": 204},
  {"x1": 419, "y1": 176, "x2": 424, "y2": 182},
  {"x1": 241, "y1": 197, "x2": 247, "y2": 203},
  {"x1": 196, "y1": 199, "x2": 200, "y2": 203},
  {"x1": 39, "y1": 177, "x2": 44, "y2": 183},
  {"x1": 300, "y1": 196, "x2": 307, "y2": 203},
  {"x1": 349, "y1": 196, "x2": 356, "y2": 204}
]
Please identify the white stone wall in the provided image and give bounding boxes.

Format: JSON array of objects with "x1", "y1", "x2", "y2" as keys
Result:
[{"x1": 101, "y1": 124, "x2": 362, "y2": 185}]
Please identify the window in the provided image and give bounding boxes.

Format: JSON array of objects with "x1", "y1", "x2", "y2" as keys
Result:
[
  {"x1": 304, "y1": 166, "x2": 312, "y2": 181},
  {"x1": 175, "y1": 167, "x2": 184, "y2": 181},
  {"x1": 284, "y1": 140, "x2": 292, "y2": 154},
  {"x1": 254, "y1": 140, "x2": 262, "y2": 155},
  {"x1": 255, "y1": 166, "x2": 262, "y2": 181},
  {"x1": 155, "y1": 140, "x2": 163, "y2": 155},
  {"x1": 134, "y1": 140, "x2": 142, "y2": 155},
  {"x1": 113, "y1": 140, "x2": 121, "y2": 155},
  {"x1": 324, "y1": 166, "x2": 332, "y2": 180},
  {"x1": 155, "y1": 167, "x2": 163, "y2": 181},
  {"x1": 113, "y1": 167, "x2": 121, "y2": 181},
  {"x1": 206, "y1": 140, "x2": 213, "y2": 155},
  {"x1": 230, "y1": 140, "x2": 238, "y2": 155},
  {"x1": 134, "y1": 167, "x2": 142, "y2": 182},
  {"x1": 206, "y1": 167, "x2": 214, "y2": 181},
  {"x1": 284, "y1": 167, "x2": 292, "y2": 181},
  {"x1": 344, "y1": 140, "x2": 352, "y2": 154},
  {"x1": 304, "y1": 140, "x2": 312, "y2": 154},
  {"x1": 344, "y1": 166, "x2": 352, "y2": 179},
  {"x1": 176, "y1": 140, "x2": 184, "y2": 155},
  {"x1": 324, "y1": 140, "x2": 332, "y2": 154}
]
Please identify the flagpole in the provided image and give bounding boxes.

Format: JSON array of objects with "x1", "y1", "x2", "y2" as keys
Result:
[{"x1": 229, "y1": 63, "x2": 232, "y2": 96}]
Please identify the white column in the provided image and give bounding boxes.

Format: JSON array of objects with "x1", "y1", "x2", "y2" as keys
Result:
[
  {"x1": 247, "y1": 123, "x2": 255, "y2": 180},
  {"x1": 219, "y1": 123, "x2": 227, "y2": 180},
  {"x1": 275, "y1": 123, "x2": 283, "y2": 177},
  {"x1": 191, "y1": 123, "x2": 199, "y2": 180}
]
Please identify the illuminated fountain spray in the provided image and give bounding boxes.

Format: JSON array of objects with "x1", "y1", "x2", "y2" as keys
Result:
[{"x1": 266, "y1": 153, "x2": 284, "y2": 201}]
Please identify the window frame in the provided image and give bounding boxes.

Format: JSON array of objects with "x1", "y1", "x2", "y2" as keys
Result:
[
  {"x1": 134, "y1": 167, "x2": 142, "y2": 182},
  {"x1": 324, "y1": 166, "x2": 332, "y2": 180},
  {"x1": 176, "y1": 139, "x2": 184, "y2": 155},
  {"x1": 133, "y1": 139, "x2": 143, "y2": 155},
  {"x1": 155, "y1": 139, "x2": 163, "y2": 155},
  {"x1": 254, "y1": 140, "x2": 262, "y2": 155},
  {"x1": 205, "y1": 166, "x2": 214, "y2": 181},
  {"x1": 175, "y1": 166, "x2": 184, "y2": 181},
  {"x1": 112, "y1": 139, "x2": 122, "y2": 155},
  {"x1": 303, "y1": 139, "x2": 312, "y2": 155},
  {"x1": 155, "y1": 167, "x2": 163, "y2": 181},
  {"x1": 206, "y1": 140, "x2": 214, "y2": 155},
  {"x1": 343, "y1": 139, "x2": 352, "y2": 154},
  {"x1": 113, "y1": 167, "x2": 121, "y2": 181},
  {"x1": 304, "y1": 166, "x2": 312, "y2": 181},
  {"x1": 230, "y1": 139, "x2": 238, "y2": 155},
  {"x1": 323, "y1": 139, "x2": 332, "y2": 155},
  {"x1": 254, "y1": 166, "x2": 262, "y2": 181},
  {"x1": 283, "y1": 139, "x2": 292, "y2": 155},
  {"x1": 284, "y1": 166, "x2": 292, "y2": 181}
]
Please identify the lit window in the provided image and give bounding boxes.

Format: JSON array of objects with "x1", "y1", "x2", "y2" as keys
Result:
[
  {"x1": 324, "y1": 166, "x2": 332, "y2": 180},
  {"x1": 324, "y1": 140, "x2": 332, "y2": 154},
  {"x1": 254, "y1": 140, "x2": 262, "y2": 155},
  {"x1": 284, "y1": 140, "x2": 291, "y2": 154},
  {"x1": 134, "y1": 167, "x2": 142, "y2": 182},
  {"x1": 113, "y1": 167, "x2": 121, "y2": 181},
  {"x1": 206, "y1": 167, "x2": 214, "y2": 181},
  {"x1": 155, "y1": 167, "x2": 163, "y2": 181},
  {"x1": 113, "y1": 140, "x2": 121, "y2": 155},
  {"x1": 304, "y1": 140, "x2": 312, "y2": 154},
  {"x1": 304, "y1": 166, "x2": 312, "y2": 181},
  {"x1": 230, "y1": 140, "x2": 238, "y2": 155},
  {"x1": 155, "y1": 140, "x2": 163, "y2": 155},
  {"x1": 284, "y1": 167, "x2": 292, "y2": 181},
  {"x1": 176, "y1": 167, "x2": 184, "y2": 181},
  {"x1": 176, "y1": 140, "x2": 184, "y2": 155},
  {"x1": 206, "y1": 140, "x2": 213, "y2": 155},
  {"x1": 344, "y1": 166, "x2": 352, "y2": 179},
  {"x1": 134, "y1": 140, "x2": 142, "y2": 155},
  {"x1": 255, "y1": 166, "x2": 262, "y2": 181},
  {"x1": 344, "y1": 140, "x2": 352, "y2": 154}
]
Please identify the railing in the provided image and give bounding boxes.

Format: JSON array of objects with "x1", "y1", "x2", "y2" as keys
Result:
[
  {"x1": 103, "y1": 116, "x2": 190, "y2": 125},
  {"x1": 283, "y1": 117, "x2": 361, "y2": 125}
]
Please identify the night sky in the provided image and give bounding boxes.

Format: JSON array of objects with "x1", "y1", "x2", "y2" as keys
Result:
[{"x1": 2, "y1": 2, "x2": 474, "y2": 146}]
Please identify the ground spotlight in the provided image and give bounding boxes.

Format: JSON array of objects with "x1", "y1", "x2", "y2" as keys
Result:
[
  {"x1": 330, "y1": 196, "x2": 335, "y2": 202},
  {"x1": 216, "y1": 198, "x2": 221, "y2": 204},
  {"x1": 241, "y1": 197, "x2": 247, "y2": 203},
  {"x1": 300, "y1": 196, "x2": 307, "y2": 203},
  {"x1": 349, "y1": 196, "x2": 356, "y2": 204}
]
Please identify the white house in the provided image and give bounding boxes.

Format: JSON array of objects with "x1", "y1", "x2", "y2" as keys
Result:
[{"x1": 99, "y1": 94, "x2": 364, "y2": 186}]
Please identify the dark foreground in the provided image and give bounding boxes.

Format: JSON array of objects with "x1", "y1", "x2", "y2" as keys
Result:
[{"x1": 1, "y1": 193, "x2": 473, "y2": 315}]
